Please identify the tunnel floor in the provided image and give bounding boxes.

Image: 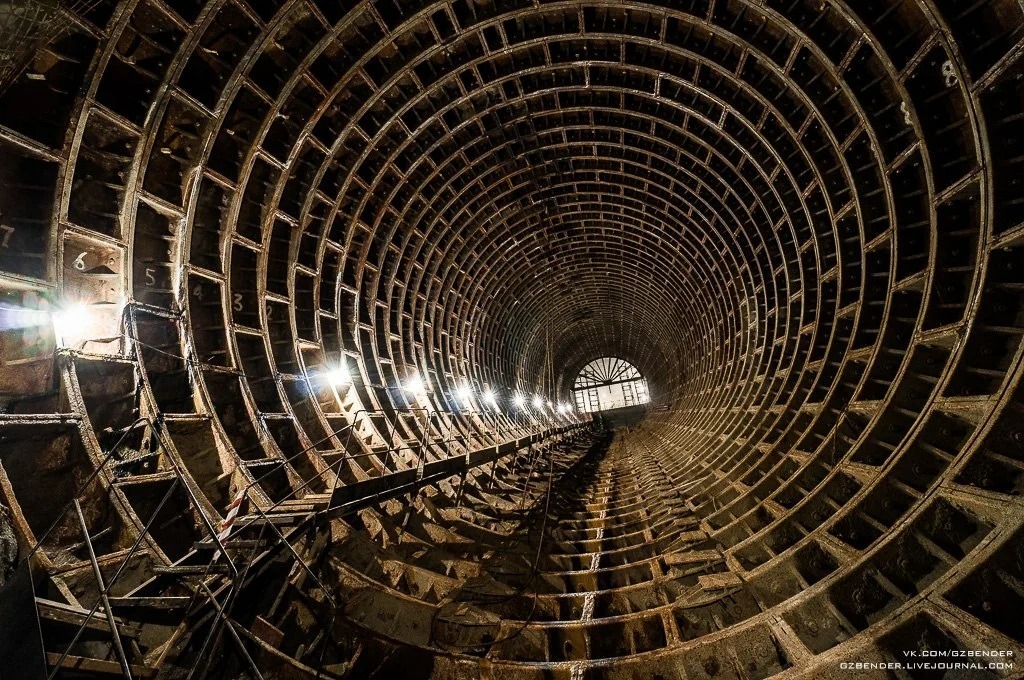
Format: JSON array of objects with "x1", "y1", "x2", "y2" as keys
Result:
[{"x1": 273, "y1": 427, "x2": 792, "y2": 677}]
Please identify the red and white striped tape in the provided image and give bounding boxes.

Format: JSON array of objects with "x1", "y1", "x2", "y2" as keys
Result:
[{"x1": 212, "y1": 490, "x2": 245, "y2": 560}]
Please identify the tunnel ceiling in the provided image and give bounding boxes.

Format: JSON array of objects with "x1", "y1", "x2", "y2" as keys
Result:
[{"x1": 0, "y1": 0, "x2": 1024, "y2": 677}]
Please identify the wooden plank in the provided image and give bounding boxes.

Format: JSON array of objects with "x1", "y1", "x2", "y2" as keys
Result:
[
  {"x1": 698, "y1": 572, "x2": 743, "y2": 589},
  {"x1": 251, "y1": 615, "x2": 285, "y2": 647},
  {"x1": 665, "y1": 549, "x2": 722, "y2": 566},
  {"x1": 152, "y1": 564, "x2": 230, "y2": 575},
  {"x1": 46, "y1": 653, "x2": 157, "y2": 678},
  {"x1": 106, "y1": 596, "x2": 193, "y2": 610},
  {"x1": 36, "y1": 598, "x2": 141, "y2": 638}
]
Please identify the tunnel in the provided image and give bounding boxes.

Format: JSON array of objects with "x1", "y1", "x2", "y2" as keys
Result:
[{"x1": 0, "y1": 0, "x2": 1023, "y2": 677}]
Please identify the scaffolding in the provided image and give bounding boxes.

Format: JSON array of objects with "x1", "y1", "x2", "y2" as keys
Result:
[{"x1": 23, "y1": 404, "x2": 582, "y2": 678}]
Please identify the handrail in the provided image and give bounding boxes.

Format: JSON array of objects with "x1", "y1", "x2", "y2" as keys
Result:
[
  {"x1": 232, "y1": 405, "x2": 489, "y2": 533},
  {"x1": 263, "y1": 408, "x2": 567, "y2": 518},
  {"x1": 241, "y1": 406, "x2": 438, "y2": 509}
]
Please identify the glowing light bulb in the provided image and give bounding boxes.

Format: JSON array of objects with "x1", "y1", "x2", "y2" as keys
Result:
[
  {"x1": 483, "y1": 389, "x2": 497, "y2": 406},
  {"x1": 532, "y1": 396, "x2": 543, "y2": 409},
  {"x1": 51, "y1": 303, "x2": 91, "y2": 347},
  {"x1": 456, "y1": 385, "x2": 473, "y2": 406},
  {"x1": 513, "y1": 394, "x2": 525, "y2": 408},
  {"x1": 403, "y1": 374, "x2": 425, "y2": 395},
  {"x1": 326, "y1": 363, "x2": 350, "y2": 387}
]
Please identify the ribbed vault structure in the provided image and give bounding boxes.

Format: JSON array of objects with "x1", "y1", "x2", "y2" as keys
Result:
[{"x1": 0, "y1": 0, "x2": 1023, "y2": 678}]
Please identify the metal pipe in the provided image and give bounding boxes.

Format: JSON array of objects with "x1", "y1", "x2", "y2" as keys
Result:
[{"x1": 72, "y1": 499, "x2": 134, "y2": 680}]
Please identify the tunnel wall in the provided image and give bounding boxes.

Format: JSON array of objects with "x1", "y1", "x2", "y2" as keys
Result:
[{"x1": 0, "y1": 0, "x2": 1022, "y2": 677}]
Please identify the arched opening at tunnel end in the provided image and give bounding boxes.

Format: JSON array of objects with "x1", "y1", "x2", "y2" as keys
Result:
[{"x1": 572, "y1": 356, "x2": 651, "y2": 414}]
